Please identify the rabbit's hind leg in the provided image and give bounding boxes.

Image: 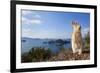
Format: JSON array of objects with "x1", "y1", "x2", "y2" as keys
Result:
[
  {"x1": 78, "y1": 49, "x2": 82, "y2": 55},
  {"x1": 72, "y1": 48, "x2": 77, "y2": 54}
]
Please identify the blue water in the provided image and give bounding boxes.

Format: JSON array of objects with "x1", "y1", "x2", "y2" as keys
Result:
[{"x1": 21, "y1": 37, "x2": 71, "y2": 54}]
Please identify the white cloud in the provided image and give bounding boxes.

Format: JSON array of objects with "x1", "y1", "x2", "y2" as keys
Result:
[
  {"x1": 22, "y1": 16, "x2": 42, "y2": 25},
  {"x1": 22, "y1": 10, "x2": 42, "y2": 25},
  {"x1": 22, "y1": 10, "x2": 33, "y2": 15},
  {"x1": 82, "y1": 27, "x2": 90, "y2": 38},
  {"x1": 34, "y1": 14, "x2": 41, "y2": 18},
  {"x1": 30, "y1": 19, "x2": 41, "y2": 24},
  {"x1": 22, "y1": 10, "x2": 36, "y2": 15},
  {"x1": 22, "y1": 29, "x2": 33, "y2": 38},
  {"x1": 22, "y1": 28, "x2": 71, "y2": 39},
  {"x1": 22, "y1": 10, "x2": 41, "y2": 18}
]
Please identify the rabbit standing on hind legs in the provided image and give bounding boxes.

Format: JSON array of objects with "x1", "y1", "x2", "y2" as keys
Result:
[{"x1": 71, "y1": 21, "x2": 83, "y2": 54}]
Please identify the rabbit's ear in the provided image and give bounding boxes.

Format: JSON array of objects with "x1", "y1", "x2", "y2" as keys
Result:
[
  {"x1": 72, "y1": 21, "x2": 78, "y2": 25},
  {"x1": 75, "y1": 22, "x2": 78, "y2": 25},
  {"x1": 76, "y1": 22, "x2": 80, "y2": 25},
  {"x1": 72, "y1": 21, "x2": 74, "y2": 25},
  {"x1": 72, "y1": 21, "x2": 75, "y2": 25},
  {"x1": 75, "y1": 21, "x2": 79, "y2": 25}
]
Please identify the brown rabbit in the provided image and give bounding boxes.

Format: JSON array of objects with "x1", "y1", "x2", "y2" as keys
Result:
[{"x1": 71, "y1": 21, "x2": 83, "y2": 54}]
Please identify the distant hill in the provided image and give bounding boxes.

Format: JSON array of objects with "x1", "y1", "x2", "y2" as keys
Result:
[{"x1": 21, "y1": 37, "x2": 71, "y2": 43}]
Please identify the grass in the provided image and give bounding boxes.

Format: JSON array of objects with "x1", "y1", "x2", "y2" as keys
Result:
[{"x1": 21, "y1": 46, "x2": 90, "y2": 63}]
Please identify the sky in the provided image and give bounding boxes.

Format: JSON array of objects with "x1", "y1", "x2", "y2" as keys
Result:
[{"x1": 21, "y1": 10, "x2": 90, "y2": 39}]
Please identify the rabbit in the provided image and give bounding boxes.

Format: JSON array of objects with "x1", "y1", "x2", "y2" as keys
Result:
[{"x1": 71, "y1": 21, "x2": 83, "y2": 54}]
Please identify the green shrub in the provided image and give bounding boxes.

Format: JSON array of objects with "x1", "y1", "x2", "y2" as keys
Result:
[
  {"x1": 21, "y1": 47, "x2": 52, "y2": 62},
  {"x1": 84, "y1": 31, "x2": 90, "y2": 49}
]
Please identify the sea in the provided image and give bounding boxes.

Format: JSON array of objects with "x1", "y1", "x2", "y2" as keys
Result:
[{"x1": 21, "y1": 37, "x2": 71, "y2": 54}]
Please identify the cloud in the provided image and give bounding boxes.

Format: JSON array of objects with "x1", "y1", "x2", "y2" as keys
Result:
[
  {"x1": 22, "y1": 28, "x2": 71, "y2": 39},
  {"x1": 22, "y1": 29, "x2": 33, "y2": 38},
  {"x1": 34, "y1": 14, "x2": 41, "y2": 18},
  {"x1": 82, "y1": 27, "x2": 90, "y2": 38},
  {"x1": 22, "y1": 10, "x2": 33, "y2": 15},
  {"x1": 22, "y1": 16, "x2": 42, "y2": 25},
  {"x1": 22, "y1": 10, "x2": 42, "y2": 25}
]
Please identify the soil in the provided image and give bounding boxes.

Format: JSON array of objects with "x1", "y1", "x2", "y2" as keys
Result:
[{"x1": 50, "y1": 49, "x2": 90, "y2": 61}]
